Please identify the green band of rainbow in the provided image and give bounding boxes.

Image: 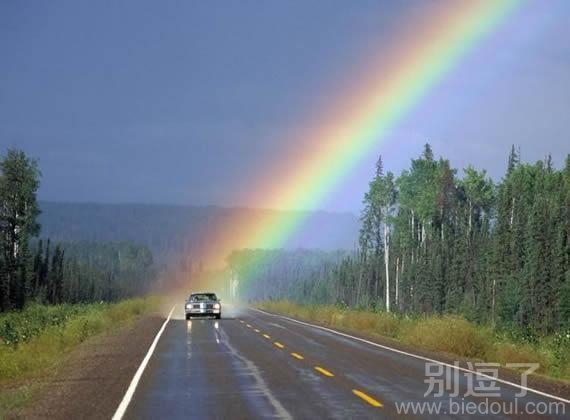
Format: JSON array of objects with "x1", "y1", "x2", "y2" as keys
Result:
[{"x1": 191, "y1": 0, "x2": 521, "y2": 293}]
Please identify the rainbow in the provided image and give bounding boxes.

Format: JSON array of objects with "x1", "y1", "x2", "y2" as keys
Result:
[{"x1": 188, "y1": 0, "x2": 521, "y2": 293}]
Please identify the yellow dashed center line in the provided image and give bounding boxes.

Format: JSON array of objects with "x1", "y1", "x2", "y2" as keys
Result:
[
  {"x1": 352, "y1": 389, "x2": 383, "y2": 408},
  {"x1": 248, "y1": 326, "x2": 381, "y2": 409},
  {"x1": 245, "y1": 320, "x2": 381, "y2": 408},
  {"x1": 314, "y1": 366, "x2": 334, "y2": 377}
]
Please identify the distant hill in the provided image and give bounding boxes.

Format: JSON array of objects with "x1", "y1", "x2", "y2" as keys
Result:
[{"x1": 38, "y1": 202, "x2": 360, "y2": 264}]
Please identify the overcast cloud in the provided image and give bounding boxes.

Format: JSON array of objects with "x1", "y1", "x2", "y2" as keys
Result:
[{"x1": 1, "y1": 0, "x2": 569, "y2": 213}]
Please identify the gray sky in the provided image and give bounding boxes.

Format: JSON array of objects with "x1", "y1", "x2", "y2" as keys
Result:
[{"x1": 1, "y1": 0, "x2": 569, "y2": 213}]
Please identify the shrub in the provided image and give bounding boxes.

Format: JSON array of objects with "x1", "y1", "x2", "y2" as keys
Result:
[
  {"x1": 257, "y1": 301, "x2": 569, "y2": 382},
  {"x1": 400, "y1": 315, "x2": 494, "y2": 360},
  {"x1": 0, "y1": 297, "x2": 158, "y2": 382}
]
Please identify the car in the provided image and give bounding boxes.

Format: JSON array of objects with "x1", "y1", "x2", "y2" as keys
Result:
[{"x1": 185, "y1": 292, "x2": 221, "y2": 320}]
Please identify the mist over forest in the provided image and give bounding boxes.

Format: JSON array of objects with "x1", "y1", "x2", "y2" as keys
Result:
[
  {"x1": 38, "y1": 201, "x2": 360, "y2": 262},
  {"x1": 229, "y1": 144, "x2": 570, "y2": 336}
]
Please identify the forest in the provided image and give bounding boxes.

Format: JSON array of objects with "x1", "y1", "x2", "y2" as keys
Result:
[
  {"x1": 38, "y1": 201, "x2": 359, "y2": 263},
  {"x1": 4, "y1": 143, "x2": 569, "y2": 337},
  {"x1": 0, "y1": 149, "x2": 157, "y2": 312},
  {"x1": 228, "y1": 144, "x2": 570, "y2": 335}
]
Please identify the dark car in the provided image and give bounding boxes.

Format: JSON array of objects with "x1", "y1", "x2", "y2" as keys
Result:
[{"x1": 185, "y1": 292, "x2": 221, "y2": 320}]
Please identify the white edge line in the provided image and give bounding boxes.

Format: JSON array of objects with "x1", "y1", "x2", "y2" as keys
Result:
[
  {"x1": 112, "y1": 305, "x2": 176, "y2": 420},
  {"x1": 253, "y1": 308, "x2": 570, "y2": 405}
]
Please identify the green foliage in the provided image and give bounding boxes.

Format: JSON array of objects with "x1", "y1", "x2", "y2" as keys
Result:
[
  {"x1": 0, "y1": 304, "x2": 89, "y2": 347},
  {"x1": 260, "y1": 301, "x2": 570, "y2": 381},
  {"x1": 233, "y1": 145, "x2": 570, "y2": 341},
  {"x1": 0, "y1": 297, "x2": 158, "y2": 381},
  {"x1": 226, "y1": 248, "x2": 345, "y2": 303},
  {"x1": 401, "y1": 315, "x2": 494, "y2": 359},
  {"x1": 359, "y1": 155, "x2": 397, "y2": 311},
  {"x1": 0, "y1": 149, "x2": 41, "y2": 311},
  {"x1": 0, "y1": 384, "x2": 33, "y2": 417},
  {"x1": 0, "y1": 149, "x2": 158, "y2": 313}
]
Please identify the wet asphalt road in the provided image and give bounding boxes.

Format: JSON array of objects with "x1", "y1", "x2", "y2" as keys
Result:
[{"x1": 125, "y1": 305, "x2": 568, "y2": 419}]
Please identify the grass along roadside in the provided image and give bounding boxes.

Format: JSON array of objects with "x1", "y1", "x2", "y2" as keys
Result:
[
  {"x1": 0, "y1": 297, "x2": 160, "y2": 415},
  {"x1": 257, "y1": 300, "x2": 570, "y2": 383}
]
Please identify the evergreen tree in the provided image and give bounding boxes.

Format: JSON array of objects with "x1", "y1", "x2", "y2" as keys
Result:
[
  {"x1": 0, "y1": 149, "x2": 41, "y2": 310},
  {"x1": 230, "y1": 144, "x2": 569, "y2": 337}
]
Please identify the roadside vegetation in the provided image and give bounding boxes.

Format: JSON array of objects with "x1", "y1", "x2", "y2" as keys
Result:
[
  {"x1": 230, "y1": 145, "x2": 570, "y2": 336},
  {"x1": 0, "y1": 149, "x2": 158, "y2": 313},
  {"x1": 229, "y1": 145, "x2": 570, "y2": 384},
  {"x1": 0, "y1": 145, "x2": 164, "y2": 419},
  {"x1": 0, "y1": 297, "x2": 159, "y2": 416},
  {"x1": 259, "y1": 301, "x2": 570, "y2": 382},
  {"x1": 0, "y1": 148, "x2": 162, "y2": 414},
  {"x1": 0, "y1": 297, "x2": 159, "y2": 381}
]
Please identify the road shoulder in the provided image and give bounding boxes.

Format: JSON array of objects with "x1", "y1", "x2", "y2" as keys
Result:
[
  {"x1": 4, "y1": 315, "x2": 165, "y2": 420},
  {"x1": 254, "y1": 308, "x2": 570, "y2": 402}
]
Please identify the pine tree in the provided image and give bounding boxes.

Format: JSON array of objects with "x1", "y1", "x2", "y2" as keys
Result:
[{"x1": 0, "y1": 149, "x2": 41, "y2": 310}]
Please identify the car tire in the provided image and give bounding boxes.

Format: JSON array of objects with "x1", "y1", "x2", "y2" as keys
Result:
[
  {"x1": 215, "y1": 314, "x2": 221, "y2": 320},
  {"x1": 185, "y1": 314, "x2": 190, "y2": 320}
]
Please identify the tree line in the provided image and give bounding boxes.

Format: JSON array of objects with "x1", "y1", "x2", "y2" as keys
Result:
[
  {"x1": 229, "y1": 145, "x2": 570, "y2": 335},
  {"x1": 0, "y1": 149, "x2": 157, "y2": 311},
  {"x1": 226, "y1": 248, "x2": 347, "y2": 302}
]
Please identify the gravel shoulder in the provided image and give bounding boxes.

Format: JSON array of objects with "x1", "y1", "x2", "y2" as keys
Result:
[{"x1": 5, "y1": 315, "x2": 165, "y2": 420}]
